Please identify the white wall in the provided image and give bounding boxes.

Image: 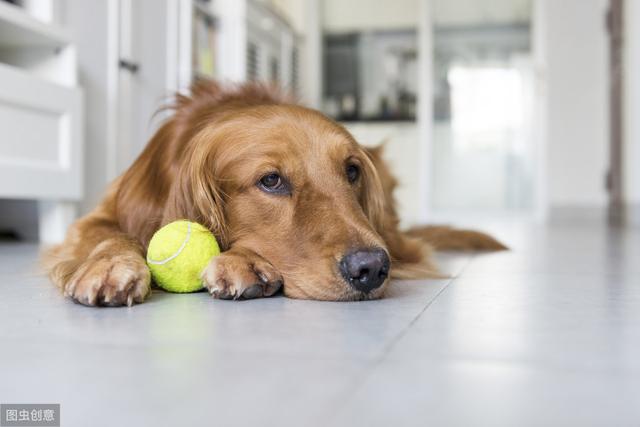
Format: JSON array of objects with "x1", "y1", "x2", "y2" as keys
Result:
[
  {"x1": 543, "y1": 0, "x2": 609, "y2": 210},
  {"x1": 625, "y1": 0, "x2": 640, "y2": 215}
]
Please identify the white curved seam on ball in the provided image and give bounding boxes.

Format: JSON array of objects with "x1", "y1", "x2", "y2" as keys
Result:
[{"x1": 147, "y1": 222, "x2": 192, "y2": 265}]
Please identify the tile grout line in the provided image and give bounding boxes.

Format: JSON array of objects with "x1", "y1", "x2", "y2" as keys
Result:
[
  {"x1": 372, "y1": 254, "x2": 477, "y2": 365},
  {"x1": 372, "y1": 252, "x2": 479, "y2": 365},
  {"x1": 326, "y1": 254, "x2": 477, "y2": 425}
]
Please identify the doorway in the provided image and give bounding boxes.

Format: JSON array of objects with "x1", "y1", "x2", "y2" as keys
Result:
[{"x1": 428, "y1": 0, "x2": 537, "y2": 217}]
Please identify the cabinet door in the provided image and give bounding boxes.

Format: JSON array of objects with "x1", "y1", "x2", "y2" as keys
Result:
[
  {"x1": 0, "y1": 63, "x2": 82, "y2": 200},
  {"x1": 116, "y1": 0, "x2": 183, "y2": 174}
]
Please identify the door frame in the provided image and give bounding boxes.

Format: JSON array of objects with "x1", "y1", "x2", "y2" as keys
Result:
[{"x1": 607, "y1": 0, "x2": 625, "y2": 225}]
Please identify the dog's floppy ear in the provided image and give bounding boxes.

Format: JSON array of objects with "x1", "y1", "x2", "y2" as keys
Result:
[
  {"x1": 118, "y1": 80, "x2": 288, "y2": 249},
  {"x1": 358, "y1": 148, "x2": 386, "y2": 233},
  {"x1": 162, "y1": 132, "x2": 229, "y2": 249}
]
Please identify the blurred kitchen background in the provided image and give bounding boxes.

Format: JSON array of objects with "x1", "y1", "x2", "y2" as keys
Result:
[{"x1": 0, "y1": 0, "x2": 636, "y2": 242}]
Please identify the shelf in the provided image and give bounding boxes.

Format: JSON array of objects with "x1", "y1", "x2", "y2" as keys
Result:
[{"x1": 0, "y1": 1, "x2": 70, "y2": 49}]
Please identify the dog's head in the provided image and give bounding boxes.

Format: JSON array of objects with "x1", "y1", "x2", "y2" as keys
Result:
[
  {"x1": 124, "y1": 83, "x2": 392, "y2": 300},
  {"x1": 176, "y1": 105, "x2": 391, "y2": 300}
]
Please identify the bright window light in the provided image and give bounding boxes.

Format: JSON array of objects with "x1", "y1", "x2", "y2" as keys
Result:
[{"x1": 448, "y1": 66, "x2": 525, "y2": 150}]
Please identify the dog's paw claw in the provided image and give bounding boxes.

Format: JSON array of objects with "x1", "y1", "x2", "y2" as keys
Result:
[
  {"x1": 65, "y1": 254, "x2": 151, "y2": 307},
  {"x1": 202, "y1": 249, "x2": 283, "y2": 300}
]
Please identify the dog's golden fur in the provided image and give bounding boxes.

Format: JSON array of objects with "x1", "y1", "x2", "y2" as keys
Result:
[{"x1": 43, "y1": 81, "x2": 505, "y2": 306}]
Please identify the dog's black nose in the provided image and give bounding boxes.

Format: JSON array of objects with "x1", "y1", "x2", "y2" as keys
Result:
[{"x1": 339, "y1": 248, "x2": 390, "y2": 293}]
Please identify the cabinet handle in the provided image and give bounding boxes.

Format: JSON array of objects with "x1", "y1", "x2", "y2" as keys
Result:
[{"x1": 119, "y1": 59, "x2": 140, "y2": 74}]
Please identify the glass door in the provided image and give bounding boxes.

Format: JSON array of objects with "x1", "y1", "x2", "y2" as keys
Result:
[{"x1": 430, "y1": 0, "x2": 535, "y2": 215}]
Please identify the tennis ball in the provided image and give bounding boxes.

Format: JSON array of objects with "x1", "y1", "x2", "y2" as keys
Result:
[{"x1": 146, "y1": 220, "x2": 220, "y2": 293}]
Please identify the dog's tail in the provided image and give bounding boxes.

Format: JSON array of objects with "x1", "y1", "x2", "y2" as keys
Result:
[{"x1": 405, "y1": 225, "x2": 508, "y2": 252}]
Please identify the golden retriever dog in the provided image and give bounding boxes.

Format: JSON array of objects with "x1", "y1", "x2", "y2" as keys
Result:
[{"x1": 44, "y1": 81, "x2": 505, "y2": 306}]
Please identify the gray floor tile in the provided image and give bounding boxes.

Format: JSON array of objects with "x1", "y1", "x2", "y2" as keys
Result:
[
  {"x1": 384, "y1": 272, "x2": 640, "y2": 373},
  {"x1": 0, "y1": 243, "x2": 42, "y2": 275},
  {"x1": 1, "y1": 221, "x2": 639, "y2": 426},
  {"x1": 1, "y1": 269, "x2": 451, "y2": 361},
  {"x1": 1, "y1": 340, "x2": 366, "y2": 427},
  {"x1": 331, "y1": 358, "x2": 640, "y2": 427}
]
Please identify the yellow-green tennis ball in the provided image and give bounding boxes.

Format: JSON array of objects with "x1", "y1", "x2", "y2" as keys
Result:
[{"x1": 146, "y1": 220, "x2": 220, "y2": 293}]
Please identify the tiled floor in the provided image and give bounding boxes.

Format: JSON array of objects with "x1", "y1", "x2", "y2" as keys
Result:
[{"x1": 0, "y1": 222, "x2": 639, "y2": 427}]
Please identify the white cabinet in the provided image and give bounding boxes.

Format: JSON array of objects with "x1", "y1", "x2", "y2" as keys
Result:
[
  {"x1": 0, "y1": 1, "x2": 83, "y2": 243},
  {"x1": 216, "y1": 0, "x2": 299, "y2": 89},
  {"x1": 0, "y1": 63, "x2": 82, "y2": 199},
  {"x1": 114, "y1": 0, "x2": 301, "y2": 170},
  {"x1": 246, "y1": 0, "x2": 298, "y2": 91}
]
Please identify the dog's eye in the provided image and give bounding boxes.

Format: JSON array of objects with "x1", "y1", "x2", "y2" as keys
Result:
[
  {"x1": 261, "y1": 173, "x2": 281, "y2": 188},
  {"x1": 346, "y1": 164, "x2": 360, "y2": 183},
  {"x1": 258, "y1": 173, "x2": 289, "y2": 195}
]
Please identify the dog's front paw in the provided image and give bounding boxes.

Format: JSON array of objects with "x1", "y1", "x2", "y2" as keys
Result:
[
  {"x1": 65, "y1": 254, "x2": 151, "y2": 307},
  {"x1": 202, "y1": 248, "x2": 283, "y2": 300}
]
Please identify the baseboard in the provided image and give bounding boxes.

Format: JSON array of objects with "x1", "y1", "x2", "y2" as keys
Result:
[
  {"x1": 549, "y1": 203, "x2": 640, "y2": 226},
  {"x1": 548, "y1": 204, "x2": 607, "y2": 223},
  {"x1": 0, "y1": 199, "x2": 39, "y2": 241},
  {"x1": 628, "y1": 203, "x2": 640, "y2": 226}
]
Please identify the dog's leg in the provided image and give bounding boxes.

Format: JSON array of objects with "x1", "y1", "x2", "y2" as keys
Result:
[
  {"x1": 43, "y1": 202, "x2": 151, "y2": 307},
  {"x1": 201, "y1": 246, "x2": 283, "y2": 300},
  {"x1": 405, "y1": 225, "x2": 507, "y2": 252}
]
